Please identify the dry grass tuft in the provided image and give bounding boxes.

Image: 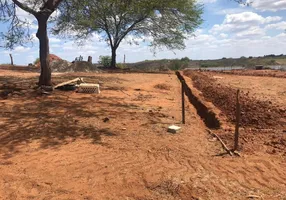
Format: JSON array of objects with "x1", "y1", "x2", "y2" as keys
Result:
[{"x1": 154, "y1": 83, "x2": 171, "y2": 90}]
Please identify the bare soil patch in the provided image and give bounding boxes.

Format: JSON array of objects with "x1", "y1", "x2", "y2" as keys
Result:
[
  {"x1": 184, "y1": 70, "x2": 285, "y2": 129},
  {"x1": 183, "y1": 70, "x2": 286, "y2": 155},
  {"x1": 219, "y1": 69, "x2": 286, "y2": 78},
  {"x1": 0, "y1": 69, "x2": 286, "y2": 199}
]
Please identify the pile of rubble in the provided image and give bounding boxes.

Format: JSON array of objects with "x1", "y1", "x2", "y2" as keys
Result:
[{"x1": 35, "y1": 54, "x2": 100, "y2": 72}]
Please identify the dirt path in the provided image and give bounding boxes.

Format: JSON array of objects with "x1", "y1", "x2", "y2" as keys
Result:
[{"x1": 0, "y1": 72, "x2": 286, "y2": 199}]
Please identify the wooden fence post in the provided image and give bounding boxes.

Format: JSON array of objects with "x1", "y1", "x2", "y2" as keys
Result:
[
  {"x1": 181, "y1": 80, "x2": 185, "y2": 124},
  {"x1": 234, "y1": 89, "x2": 241, "y2": 151},
  {"x1": 9, "y1": 54, "x2": 14, "y2": 66}
]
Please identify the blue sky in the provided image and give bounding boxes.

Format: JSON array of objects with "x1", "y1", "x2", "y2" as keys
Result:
[{"x1": 1, "y1": 0, "x2": 286, "y2": 65}]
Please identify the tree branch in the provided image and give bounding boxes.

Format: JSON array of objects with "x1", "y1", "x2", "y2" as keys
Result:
[
  {"x1": 115, "y1": 16, "x2": 146, "y2": 48},
  {"x1": 12, "y1": 0, "x2": 37, "y2": 16}
]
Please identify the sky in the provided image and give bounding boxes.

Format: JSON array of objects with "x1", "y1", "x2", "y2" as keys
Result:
[{"x1": 1, "y1": 0, "x2": 286, "y2": 65}]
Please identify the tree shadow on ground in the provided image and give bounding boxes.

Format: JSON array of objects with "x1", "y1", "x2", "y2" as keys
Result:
[{"x1": 0, "y1": 76, "x2": 140, "y2": 158}]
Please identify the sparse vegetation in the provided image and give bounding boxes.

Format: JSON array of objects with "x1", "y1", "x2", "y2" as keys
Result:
[
  {"x1": 33, "y1": 58, "x2": 40, "y2": 65},
  {"x1": 116, "y1": 63, "x2": 128, "y2": 69},
  {"x1": 99, "y1": 56, "x2": 112, "y2": 67},
  {"x1": 54, "y1": 0, "x2": 203, "y2": 68},
  {"x1": 154, "y1": 83, "x2": 171, "y2": 90}
]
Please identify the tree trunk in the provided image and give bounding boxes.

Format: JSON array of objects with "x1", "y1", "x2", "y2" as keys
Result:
[
  {"x1": 36, "y1": 14, "x2": 52, "y2": 86},
  {"x1": 9, "y1": 54, "x2": 14, "y2": 65},
  {"x1": 110, "y1": 47, "x2": 117, "y2": 69}
]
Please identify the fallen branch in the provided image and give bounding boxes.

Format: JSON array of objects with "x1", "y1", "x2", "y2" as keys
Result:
[
  {"x1": 120, "y1": 89, "x2": 131, "y2": 96},
  {"x1": 206, "y1": 129, "x2": 234, "y2": 156}
]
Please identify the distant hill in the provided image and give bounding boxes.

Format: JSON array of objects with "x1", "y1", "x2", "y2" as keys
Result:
[{"x1": 127, "y1": 54, "x2": 286, "y2": 71}]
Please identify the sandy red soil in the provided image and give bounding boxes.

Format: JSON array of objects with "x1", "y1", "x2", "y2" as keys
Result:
[
  {"x1": 218, "y1": 69, "x2": 286, "y2": 78},
  {"x1": 0, "y1": 69, "x2": 286, "y2": 199},
  {"x1": 184, "y1": 70, "x2": 286, "y2": 154}
]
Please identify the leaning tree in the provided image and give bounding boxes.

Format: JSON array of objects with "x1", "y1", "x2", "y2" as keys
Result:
[
  {"x1": 54, "y1": 0, "x2": 203, "y2": 68},
  {"x1": 0, "y1": 0, "x2": 64, "y2": 87}
]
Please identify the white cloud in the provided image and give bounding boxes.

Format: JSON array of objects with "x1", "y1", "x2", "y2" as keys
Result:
[
  {"x1": 215, "y1": 8, "x2": 249, "y2": 15},
  {"x1": 15, "y1": 7, "x2": 37, "y2": 30},
  {"x1": 223, "y1": 12, "x2": 280, "y2": 25},
  {"x1": 247, "y1": 0, "x2": 286, "y2": 12},
  {"x1": 210, "y1": 12, "x2": 281, "y2": 38},
  {"x1": 264, "y1": 16, "x2": 282, "y2": 24},
  {"x1": 183, "y1": 31, "x2": 286, "y2": 60},
  {"x1": 13, "y1": 46, "x2": 31, "y2": 53},
  {"x1": 219, "y1": 33, "x2": 228, "y2": 38},
  {"x1": 236, "y1": 26, "x2": 265, "y2": 38},
  {"x1": 49, "y1": 38, "x2": 61, "y2": 43},
  {"x1": 265, "y1": 21, "x2": 286, "y2": 30},
  {"x1": 198, "y1": 0, "x2": 217, "y2": 4}
]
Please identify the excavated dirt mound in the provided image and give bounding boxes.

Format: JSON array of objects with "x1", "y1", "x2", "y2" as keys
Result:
[
  {"x1": 219, "y1": 69, "x2": 286, "y2": 78},
  {"x1": 183, "y1": 70, "x2": 286, "y2": 129},
  {"x1": 35, "y1": 54, "x2": 62, "y2": 68},
  {"x1": 51, "y1": 61, "x2": 99, "y2": 72}
]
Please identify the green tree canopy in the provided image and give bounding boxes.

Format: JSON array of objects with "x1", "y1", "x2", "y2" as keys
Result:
[{"x1": 54, "y1": 0, "x2": 203, "y2": 68}]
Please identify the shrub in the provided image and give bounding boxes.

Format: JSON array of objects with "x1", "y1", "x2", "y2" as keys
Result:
[
  {"x1": 169, "y1": 59, "x2": 190, "y2": 71},
  {"x1": 117, "y1": 63, "x2": 128, "y2": 69},
  {"x1": 267, "y1": 59, "x2": 276, "y2": 65},
  {"x1": 34, "y1": 58, "x2": 40, "y2": 65},
  {"x1": 181, "y1": 57, "x2": 190, "y2": 62},
  {"x1": 99, "y1": 55, "x2": 111, "y2": 67}
]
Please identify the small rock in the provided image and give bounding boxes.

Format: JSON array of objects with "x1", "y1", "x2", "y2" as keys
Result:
[{"x1": 103, "y1": 117, "x2": 110, "y2": 123}]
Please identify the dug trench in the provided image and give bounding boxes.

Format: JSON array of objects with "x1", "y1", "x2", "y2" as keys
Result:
[
  {"x1": 181, "y1": 70, "x2": 286, "y2": 155},
  {"x1": 176, "y1": 71, "x2": 221, "y2": 130}
]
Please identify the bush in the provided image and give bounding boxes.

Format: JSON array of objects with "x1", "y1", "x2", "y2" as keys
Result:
[
  {"x1": 169, "y1": 59, "x2": 190, "y2": 71},
  {"x1": 99, "y1": 55, "x2": 111, "y2": 67},
  {"x1": 181, "y1": 57, "x2": 190, "y2": 62},
  {"x1": 200, "y1": 62, "x2": 219, "y2": 68},
  {"x1": 267, "y1": 59, "x2": 276, "y2": 65},
  {"x1": 117, "y1": 63, "x2": 128, "y2": 69},
  {"x1": 34, "y1": 58, "x2": 40, "y2": 65}
]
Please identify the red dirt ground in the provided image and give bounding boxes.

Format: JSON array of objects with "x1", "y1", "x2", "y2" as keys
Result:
[
  {"x1": 183, "y1": 70, "x2": 286, "y2": 155},
  {"x1": 0, "y1": 69, "x2": 286, "y2": 199},
  {"x1": 184, "y1": 70, "x2": 286, "y2": 129},
  {"x1": 218, "y1": 69, "x2": 286, "y2": 78}
]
